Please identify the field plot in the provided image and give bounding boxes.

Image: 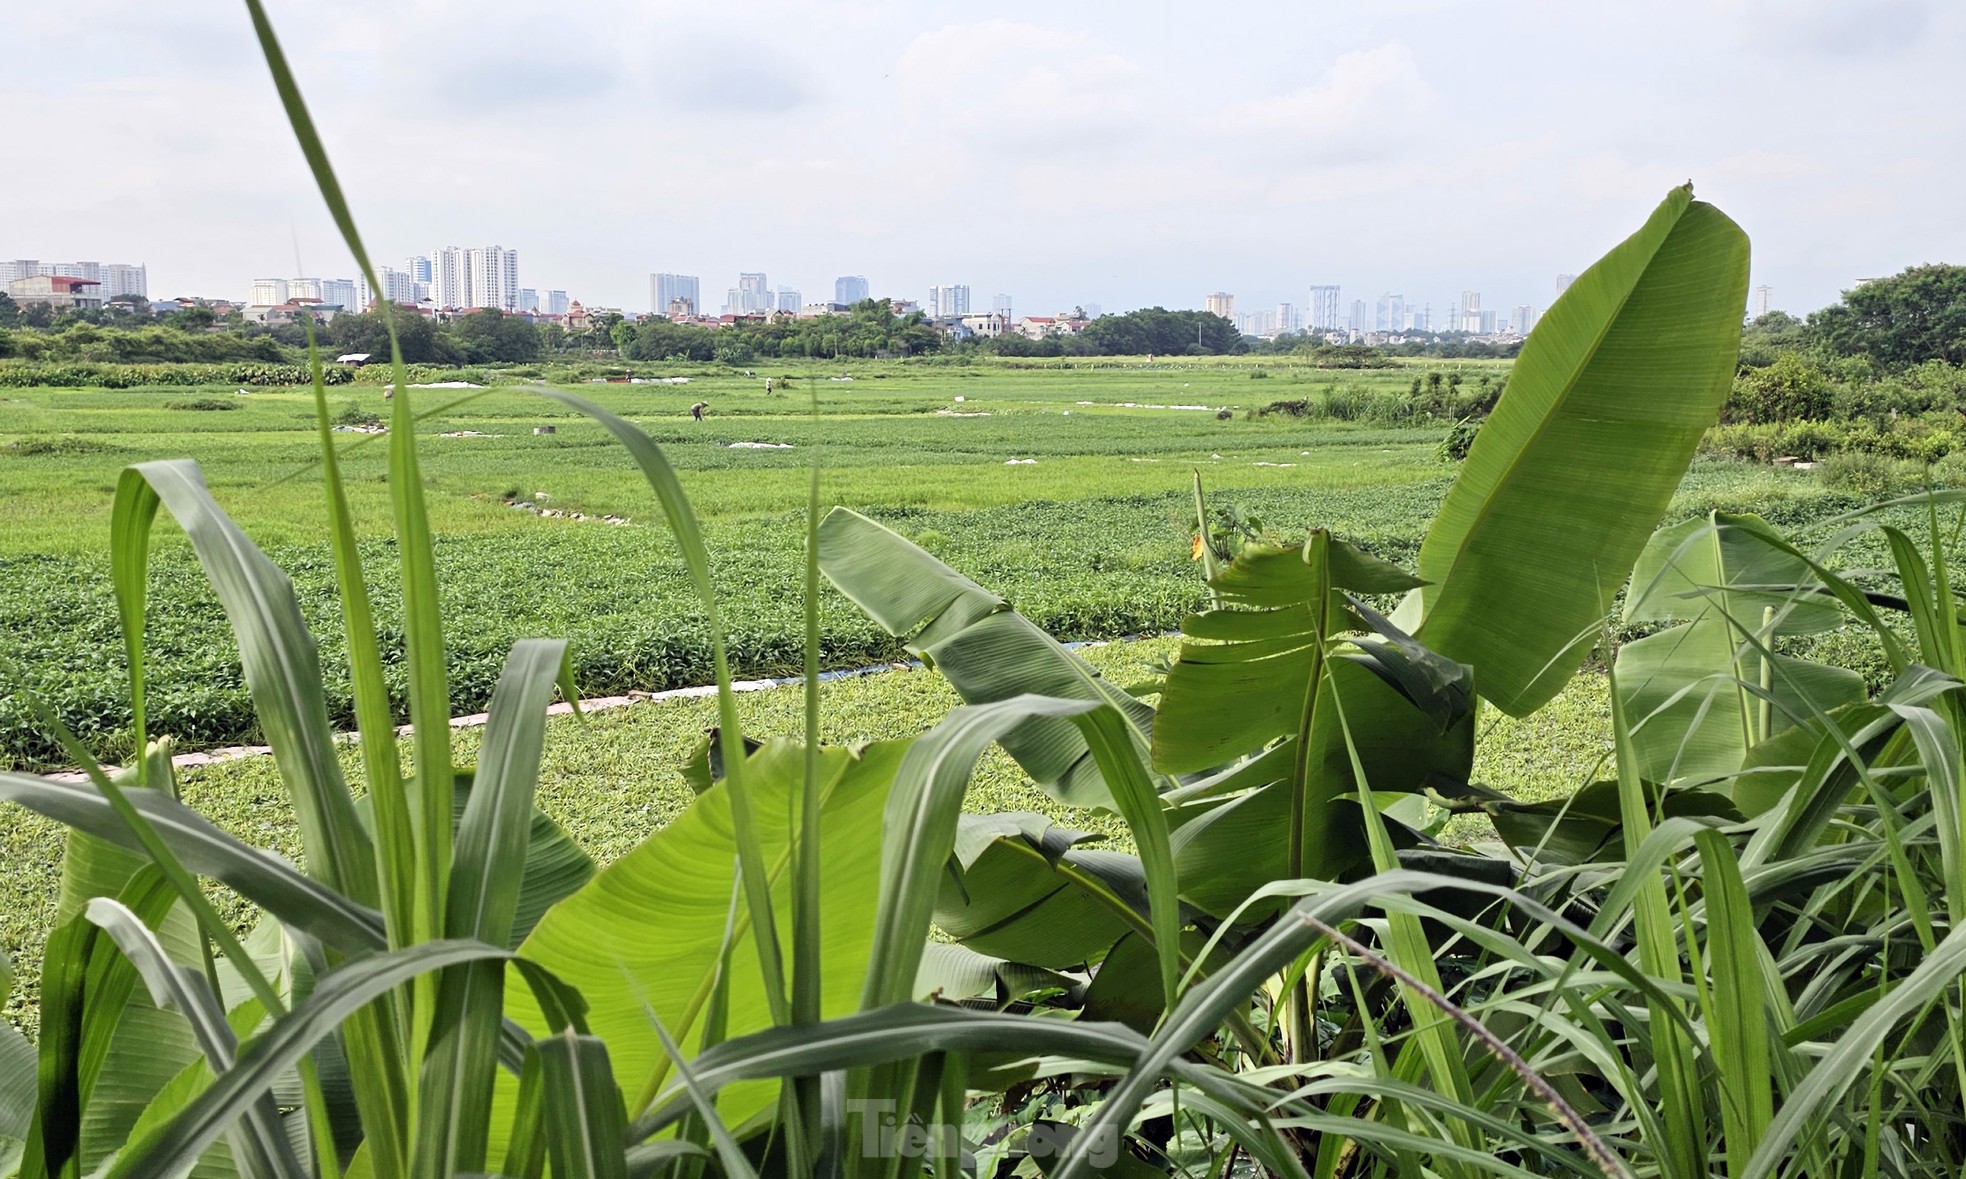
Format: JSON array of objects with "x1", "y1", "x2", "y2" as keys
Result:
[
  {"x1": 0, "y1": 356, "x2": 1883, "y2": 770},
  {"x1": 0, "y1": 359, "x2": 1476, "y2": 766}
]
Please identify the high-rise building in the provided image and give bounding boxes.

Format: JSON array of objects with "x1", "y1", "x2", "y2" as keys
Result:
[
  {"x1": 653, "y1": 273, "x2": 700, "y2": 317},
  {"x1": 516, "y1": 288, "x2": 538, "y2": 313},
  {"x1": 289, "y1": 277, "x2": 323, "y2": 302},
  {"x1": 992, "y1": 293, "x2": 1014, "y2": 320},
  {"x1": 1479, "y1": 309, "x2": 1497, "y2": 334},
  {"x1": 1752, "y1": 284, "x2": 1773, "y2": 319},
  {"x1": 1512, "y1": 305, "x2": 1536, "y2": 335},
  {"x1": 0, "y1": 260, "x2": 39, "y2": 285},
  {"x1": 406, "y1": 255, "x2": 433, "y2": 285},
  {"x1": 545, "y1": 290, "x2": 570, "y2": 316},
  {"x1": 1376, "y1": 293, "x2": 1406, "y2": 333},
  {"x1": 320, "y1": 278, "x2": 358, "y2": 310},
  {"x1": 249, "y1": 278, "x2": 290, "y2": 305},
  {"x1": 464, "y1": 246, "x2": 518, "y2": 311},
  {"x1": 835, "y1": 275, "x2": 870, "y2": 306},
  {"x1": 430, "y1": 247, "x2": 465, "y2": 309},
  {"x1": 737, "y1": 272, "x2": 770, "y2": 314},
  {"x1": 1458, "y1": 290, "x2": 1483, "y2": 333},
  {"x1": 360, "y1": 268, "x2": 422, "y2": 307},
  {"x1": 928, "y1": 284, "x2": 971, "y2": 319},
  {"x1": 1204, "y1": 292, "x2": 1235, "y2": 321},
  {"x1": 1554, "y1": 273, "x2": 1576, "y2": 300},
  {"x1": 1348, "y1": 300, "x2": 1368, "y2": 332},
  {"x1": 776, "y1": 287, "x2": 801, "y2": 312},
  {"x1": 101, "y1": 264, "x2": 147, "y2": 299},
  {"x1": 1081, "y1": 302, "x2": 1102, "y2": 319},
  {"x1": 1306, "y1": 285, "x2": 1340, "y2": 331}
]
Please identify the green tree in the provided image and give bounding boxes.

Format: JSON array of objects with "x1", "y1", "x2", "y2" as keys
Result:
[
  {"x1": 0, "y1": 292, "x2": 18, "y2": 327},
  {"x1": 1724, "y1": 351, "x2": 1833, "y2": 423},
  {"x1": 449, "y1": 308, "x2": 542, "y2": 362},
  {"x1": 1811, "y1": 263, "x2": 1966, "y2": 367}
]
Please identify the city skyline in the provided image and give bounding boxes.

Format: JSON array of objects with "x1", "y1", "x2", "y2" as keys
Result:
[{"x1": 4, "y1": 4, "x2": 1957, "y2": 319}]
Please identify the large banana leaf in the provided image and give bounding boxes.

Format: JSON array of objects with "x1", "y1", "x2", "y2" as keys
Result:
[
  {"x1": 1415, "y1": 185, "x2": 1750, "y2": 716},
  {"x1": 1616, "y1": 512, "x2": 1863, "y2": 785},
  {"x1": 934, "y1": 813, "x2": 1149, "y2": 968},
  {"x1": 817, "y1": 508, "x2": 1154, "y2": 810},
  {"x1": 503, "y1": 739, "x2": 909, "y2": 1133},
  {"x1": 1165, "y1": 657, "x2": 1467, "y2": 918},
  {"x1": 1150, "y1": 541, "x2": 1473, "y2": 917}
]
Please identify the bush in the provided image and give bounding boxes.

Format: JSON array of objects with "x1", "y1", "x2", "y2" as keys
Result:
[
  {"x1": 162, "y1": 396, "x2": 243, "y2": 411},
  {"x1": 1723, "y1": 352, "x2": 1833, "y2": 423},
  {"x1": 3, "y1": 436, "x2": 116, "y2": 457},
  {"x1": 1816, "y1": 450, "x2": 1900, "y2": 497}
]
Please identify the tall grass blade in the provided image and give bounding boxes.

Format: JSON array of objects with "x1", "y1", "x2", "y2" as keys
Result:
[
  {"x1": 103, "y1": 939, "x2": 526, "y2": 1179},
  {"x1": 418, "y1": 639, "x2": 570, "y2": 1177},
  {"x1": 524, "y1": 385, "x2": 791, "y2": 1027},
  {"x1": 538, "y1": 1030, "x2": 632, "y2": 1179}
]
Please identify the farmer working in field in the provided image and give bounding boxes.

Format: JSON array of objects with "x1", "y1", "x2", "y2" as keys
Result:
[{"x1": 690, "y1": 400, "x2": 709, "y2": 421}]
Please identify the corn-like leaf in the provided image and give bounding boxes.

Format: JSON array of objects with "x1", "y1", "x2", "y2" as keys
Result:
[
  {"x1": 538, "y1": 1031, "x2": 631, "y2": 1179},
  {"x1": 21, "y1": 868, "x2": 177, "y2": 1179},
  {"x1": 84, "y1": 898, "x2": 305, "y2": 1179},
  {"x1": 1692, "y1": 830, "x2": 1773, "y2": 1176},
  {"x1": 0, "y1": 771, "x2": 386, "y2": 955},
  {"x1": 109, "y1": 461, "x2": 375, "y2": 905},
  {"x1": 104, "y1": 940, "x2": 527, "y2": 1179},
  {"x1": 418, "y1": 639, "x2": 572, "y2": 1178},
  {"x1": 1416, "y1": 185, "x2": 1750, "y2": 715}
]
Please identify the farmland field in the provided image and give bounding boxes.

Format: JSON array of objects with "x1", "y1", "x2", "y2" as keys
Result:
[
  {"x1": 0, "y1": 353, "x2": 1939, "y2": 1032},
  {"x1": 0, "y1": 355, "x2": 1881, "y2": 770}
]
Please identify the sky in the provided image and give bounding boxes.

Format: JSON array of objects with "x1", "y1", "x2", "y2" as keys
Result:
[{"x1": 3, "y1": 0, "x2": 1962, "y2": 320}]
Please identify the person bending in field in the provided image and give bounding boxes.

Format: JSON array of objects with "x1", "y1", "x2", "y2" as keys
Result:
[{"x1": 691, "y1": 401, "x2": 709, "y2": 421}]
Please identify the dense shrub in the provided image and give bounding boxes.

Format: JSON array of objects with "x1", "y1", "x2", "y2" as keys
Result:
[
  {"x1": 1723, "y1": 352, "x2": 1834, "y2": 423},
  {"x1": 162, "y1": 396, "x2": 243, "y2": 411}
]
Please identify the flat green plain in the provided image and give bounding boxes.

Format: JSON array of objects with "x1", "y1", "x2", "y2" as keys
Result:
[{"x1": 0, "y1": 355, "x2": 1876, "y2": 1028}]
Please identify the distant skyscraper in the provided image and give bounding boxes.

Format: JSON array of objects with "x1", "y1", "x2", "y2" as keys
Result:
[
  {"x1": 1204, "y1": 292, "x2": 1235, "y2": 320},
  {"x1": 992, "y1": 293, "x2": 1014, "y2": 320},
  {"x1": 406, "y1": 255, "x2": 433, "y2": 285},
  {"x1": 737, "y1": 272, "x2": 770, "y2": 313},
  {"x1": 1306, "y1": 285, "x2": 1340, "y2": 331},
  {"x1": 1512, "y1": 305, "x2": 1536, "y2": 334},
  {"x1": 1275, "y1": 302, "x2": 1298, "y2": 335},
  {"x1": 1479, "y1": 309, "x2": 1497, "y2": 334},
  {"x1": 320, "y1": 278, "x2": 358, "y2": 310},
  {"x1": 249, "y1": 278, "x2": 289, "y2": 305},
  {"x1": 101, "y1": 263, "x2": 146, "y2": 299},
  {"x1": 653, "y1": 273, "x2": 700, "y2": 316},
  {"x1": 464, "y1": 246, "x2": 518, "y2": 311},
  {"x1": 1753, "y1": 284, "x2": 1773, "y2": 319},
  {"x1": 1554, "y1": 273, "x2": 1577, "y2": 300},
  {"x1": 516, "y1": 287, "x2": 538, "y2": 312},
  {"x1": 1375, "y1": 293, "x2": 1406, "y2": 333},
  {"x1": 776, "y1": 287, "x2": 801, "y2": 312},
  {"x1": 928, "y1": 284, "x2": 971, "y2": 318},
  {"x1": 545, "y1": 290, "x2": 569, "y2": 316},
  {"x1": 835, "y1": 275, "x2": 870, "y2": 306},
  {"x1": 1080, "y1": 302, "x2": 1101, "y2": 319},
  {"x1": 1348, "y1": 299, "x2": 1368, "y2": 332},
  {"x1": 430, "y1": 247, "x2": 465, "y2": 308},
  {"x1": 1458, "y1": 290, "x2": 1483, "y2": 333}
]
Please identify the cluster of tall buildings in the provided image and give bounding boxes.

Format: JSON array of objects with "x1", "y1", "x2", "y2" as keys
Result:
[
  {"x1": 0, "y1": 259, "x2": 147, "y2": 299},
  {"x1": 647, "y1": 271, "x2": 1001, "y2": 322},
  {"x1": 247, "y1": 247, "x2": 566, "y2": 317},
  {"x1": 1207, "y1": 278, "x2": 1573, "y2": 339}
]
